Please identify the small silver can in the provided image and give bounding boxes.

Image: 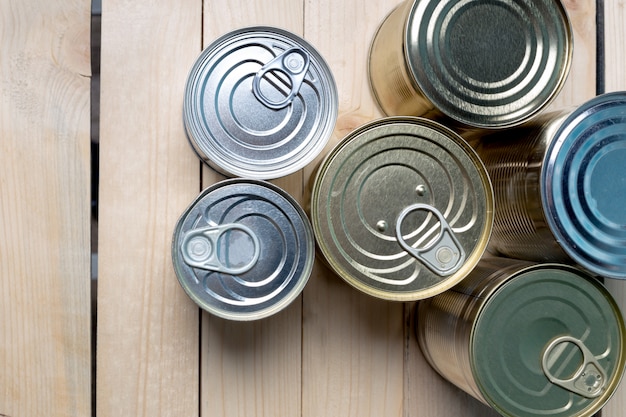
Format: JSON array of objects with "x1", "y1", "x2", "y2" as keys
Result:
[
  {"x1": 310, "y1": 117, "x2": 493, "y2": 301},
  {"x1": 470, "y1": 92, "x2": 626, "y2": 279},
  {"x1": 172, "y1": 179, "x2": 314, "y2": 320},
  {"x1": 368, "y1": 0, "x2": 572, "y2": 129},
  {"x1": 183, "y1": 26, "x2": 338, "y2": 179},
  {"x1": 417, "y1": 257, "x2": 626, "y2": 417}
]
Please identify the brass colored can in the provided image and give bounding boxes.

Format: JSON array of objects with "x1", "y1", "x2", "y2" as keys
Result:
[
  {"x1": 470, "y1": 92, "x2": 626, "y2": 279},
  {"x1": 310, "y1": 117, "x2": 493, "y2": 301},
  {"x1": 368, "y1": 0, "x2": 572, "y2": 129},
  {"x1": 417, "y1": 257, "x2": 626, "y2": 417}
]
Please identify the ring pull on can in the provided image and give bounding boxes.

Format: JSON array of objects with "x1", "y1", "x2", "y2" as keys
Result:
[
  {"x1": 181, "y1": 223, "x2": 260, "y2": 275},
  {"x1": 252, "y1": 47, "x2": 310, "y2": 110},
  {"x1": 395, "y1": 204, "x2": 465, "y2": 276},
  {"x1": 542, "y1": 336, "x2": 608, "y2": 399}
]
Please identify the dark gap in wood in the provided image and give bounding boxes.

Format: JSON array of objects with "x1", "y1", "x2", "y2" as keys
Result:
[{"x1": 596, "y1": 0, "x2": 605, "y2": 95}]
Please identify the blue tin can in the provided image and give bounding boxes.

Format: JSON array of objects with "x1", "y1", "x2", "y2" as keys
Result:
[{"x1": 470, "y1": 92, "x2": 626, "y2": 279}]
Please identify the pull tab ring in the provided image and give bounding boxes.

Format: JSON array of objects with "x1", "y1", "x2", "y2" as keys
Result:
[
  {"x1": 542, "y1": 336, "x2": 607, "y2": 398},
  {"x1": 181, "y1": 223, "x2": 260, "y2": 275},
  {"x1": 252, "y1": 47, "x2": 310, "y2": 110},
  {"x1": 395, "y1": 204, "x2": 465, "y2": 276}
]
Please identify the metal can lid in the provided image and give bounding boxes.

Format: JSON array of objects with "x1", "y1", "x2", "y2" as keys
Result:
[
  {"x1": 311, "y1": 117, "x2": 494, "y2": 301},
  {"x1": 183, "y1": 27, "x2": 337, "y2": 179},
  {"x1": 542, "y1": 92, "x2": 626, "y2": 279},
  {"x1": 172, "y1": 179, "x2": 314, "y2": 320},
  {"x1": 472, "y1": 265, "x2": 626, "y2": 417},
  {"x1": 405, "y1": 0, "x2": 572, "y2": 128}
]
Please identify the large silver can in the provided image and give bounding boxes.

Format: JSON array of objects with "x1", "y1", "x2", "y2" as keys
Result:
[
  {"x1": 368, "y1": 0, "x2": 572, "y2": 129},
  {"x1": 417, "y1": 257, "x2": 626, "y2": 417},
  {"x1": 310, "y1": 117, "x2": 493, "y2": 301},
  {"x1": 470, "y1": 92, "x2": 626, "y2": 279},
  {"x1": 172, "y1": 179, "x2": 314, "y2": 320},
  {"x1": 183, "y1": 27, "x2": 338, "y2": 179}
]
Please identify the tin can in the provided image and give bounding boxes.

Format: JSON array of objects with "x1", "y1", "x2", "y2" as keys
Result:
[
  {"x1": 470, "y1": 92, "x2": 626, "y2": 279},
  {"x1": 417, "y1": 257, "x2": 626, "y2": 417},
  {"x1": 172, "y1": 179, "x2": 314, "y2": 320},
  {"x1": 183, "y1": 27, "x2": 338, "y2": 179},
  {"x1": 368, "y1": 0, "x2": 572, "y2": 129},
  {"x1": 310, "y1": 117, "x2": 494, "y2": 301}
]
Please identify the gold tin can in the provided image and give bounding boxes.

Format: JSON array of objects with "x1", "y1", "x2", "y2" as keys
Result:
[
  {"x1": 469, "y1": 92, "x2": 626, "y2": 279},
  {"x1": 368, "y1": 0, "x2": 572, "y2": 129},
  {"x1": 417, "y1": 257, "x2": 626, "y2": 417},
  {"x1": 310, "y1": 117, "x2": 493, "y2": 301}
]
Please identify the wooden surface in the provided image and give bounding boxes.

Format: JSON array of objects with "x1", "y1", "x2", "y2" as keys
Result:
[
  {"x1": 1, "y1": 0, "x2": 624, "y2": 416},
  {"x1": 0, "y1": 1, "x2": 92, "y2": 416}
]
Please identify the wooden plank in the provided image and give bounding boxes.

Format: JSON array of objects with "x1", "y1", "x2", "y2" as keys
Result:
[
  {"x1": 0, "y1": 1, "x2": 91, "y2": 416},
  {"x1": 200, "y1": 2, "x2": 305, "y2": 417},
  {"x1": 96, "y1": 0, "x2": 202, "y2": 416},
  {"x1": 601, "y1": 0, "x2": 626, "y2": 416},
  {"x1": 301, "y1": 1, "x2": 406, "y2": 416},
  {"x1": 545, "y1": 0, "x2": 597, "y2": 111}
]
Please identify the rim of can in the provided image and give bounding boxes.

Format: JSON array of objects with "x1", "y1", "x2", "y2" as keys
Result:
[
  {"x1": 404, "y1": 0, "x2": 572, "y2": 128},
  {"x1": 183, "y1": 26, "x2": 338, "y2": 179},
  {"x1": 541, "y1": 92, "x2": 626, "y2": 279},
  {"x1": 311, "y1": 116, "x2": 494, "y2": 301},
  {"x1": 172, "y1": 178, "x2": 315, "y2": 320},
  {"x1": 470, "y1": 264, "x2": 626, "y2": 417}
]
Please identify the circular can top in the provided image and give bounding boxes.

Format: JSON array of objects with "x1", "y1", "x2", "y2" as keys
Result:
[
  {"x1": 311, "y1": 117, "x2": 494, "y2": 301},
  {"x1": 405, "y1": 0, "x2": 572, "y2": 128},
  {"x1": 542, "y1": 92, "x2": 626, "y2": 279},
  {"x1": 472, "y1": 265, "x2": 626, "y2": 417},
  {"x1": 172, "y1": 179, "x2": 314, "y2": 320},
  {"x1": 183, "y1": 27, "x2": 338, "y2": 179}
]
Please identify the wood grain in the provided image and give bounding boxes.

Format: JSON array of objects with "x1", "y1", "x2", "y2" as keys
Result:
[
  {"x1": 0, "y1": 1, "x2": 91, "y2": 416},
  {"x1": 301, "y1": 1, "x2": 405, "y2": 416},
  {"x1": 601, "y1": 1, "x2": 626, "y2": 417},
  {"x1": 96, "y1": 1, "x2": 202, "y2": 416},
  {"x1": 200, "y1": 2, "x2": 305, "y2": 417}
]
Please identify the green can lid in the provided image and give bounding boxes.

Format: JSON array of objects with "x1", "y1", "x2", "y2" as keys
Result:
[{"x1": 472, "y1": 265, "x2": 626, "y2": 417}]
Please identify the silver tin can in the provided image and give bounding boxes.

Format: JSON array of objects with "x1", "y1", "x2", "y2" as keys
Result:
[
  {"x1": 310, "y1": 117, "x2": 493, "y2": 301},
  {"x1": 417, "y1": 257, "x2": 626, "y2": 417},
  {"x1": 172, "y1": 179, "x2": 314, "y2": 320},
  {"x1": 368, "y1": 0, "x2": 572, "y2": 129},
  {"x1": 183, "y1": 27, "x2": 338, "y2": 179},
  {"x1": 470, "y1": 92, "x2": 626, "y2": 279}
]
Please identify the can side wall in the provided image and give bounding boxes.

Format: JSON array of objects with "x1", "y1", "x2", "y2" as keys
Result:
[
  {"x1": 417, "y1": 292, "x2": 485, "y2": 403},
  {"x1": 368, "y1": 1, "x2": 435, "y2": 117},
  {"x1": 467, "y1": 113, "x2": 571, "y2": 262}
]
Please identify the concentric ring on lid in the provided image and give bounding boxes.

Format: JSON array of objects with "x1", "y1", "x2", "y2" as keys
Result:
[
  {"x1": 542, "y1": 92, "x2": 626, "y2": 279},
  {"x1": 405, "y1": 0, "x2": 572, "y2": 128},
  {"x1": 311, "y1": 117, "x2": 493, "y2": 301},
  {"x1": 472, "y1": 265, "x2": 626, "y2": 417},
  {"x1": 172, "y1": 179, "x2": 314, "y2": 320},
  {"x1": 183, "y1": 26, "x2": 337, "y2": 179}
]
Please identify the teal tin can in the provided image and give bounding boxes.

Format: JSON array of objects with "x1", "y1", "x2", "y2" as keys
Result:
[
  {"x1": 469, "y1": 92, "x2": 626, "y2": 279},
  {"x1": 417, "y1": 257, "x2": 626, "y2": 417}
]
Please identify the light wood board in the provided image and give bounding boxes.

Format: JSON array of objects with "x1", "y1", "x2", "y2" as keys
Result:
[{"x1": 0, "y1": 1, "x2": 92, "y2": 416}]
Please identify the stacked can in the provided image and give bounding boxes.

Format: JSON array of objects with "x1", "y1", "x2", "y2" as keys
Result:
[
  {"x1": 310, "y1": 117, "x2": 494, "y2": 301},
  {"x1": 368, "y1": 0, "x2": 572, "y2": 129},
  {"x1": 173, "y1": 27, "x2": 337, "y2": 319},
  {"x1": 417, "y1": 257, "x2": 626, "y2": 417}
]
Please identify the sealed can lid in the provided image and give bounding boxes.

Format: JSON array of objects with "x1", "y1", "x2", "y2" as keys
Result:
[
  {"x1": 183, "y1": 27, "x2": 337, "y2": 179},
  {"x1": 405, "y1": 0, "x2": 572, "y2": 128},
  {"x1": 311, "y1": 117, "x2": 493, "y2": 301},
  {"x1": 172, "y1": 179, "x2": 314, "y2": 320},
  {"x1": 542, "y1": 92, "x2": 626, "y2": 279},
  {"x1": 472, "y1": 265, "x2": 626, "y2": 417}
]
